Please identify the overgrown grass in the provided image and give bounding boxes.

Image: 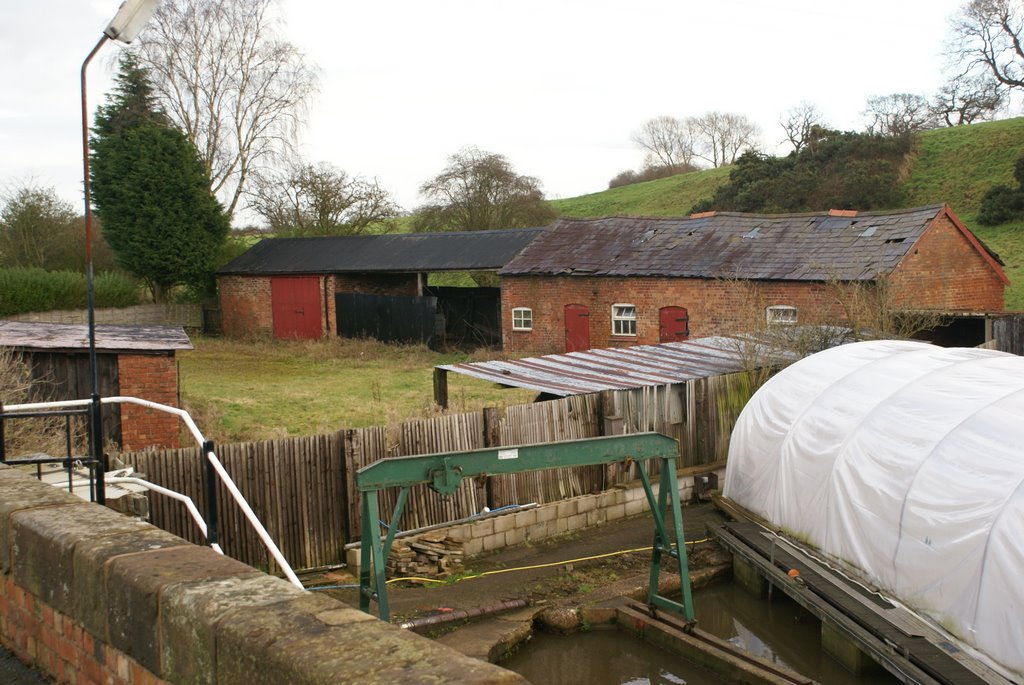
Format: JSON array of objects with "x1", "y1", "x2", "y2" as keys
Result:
[
  {"x1": 902, "y1": 117, "x2": 1024, "y2": 213},
  {"x1": 550, "y1": 166, "x2": 732, "y2": 218},
  {"x1": 178, "y1": 336, "x2": 536, "y2": 443}
]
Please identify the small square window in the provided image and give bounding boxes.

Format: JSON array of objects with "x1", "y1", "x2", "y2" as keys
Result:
[
  {"x1": 512, "y1": 307, "x2": 533, "y2": 331},
  {"x1": 766, "y1": 305, "x2": 797, "y2": 326},
  {"x1": 612, "y1": 304, "x2": 637, "y2": 336}
]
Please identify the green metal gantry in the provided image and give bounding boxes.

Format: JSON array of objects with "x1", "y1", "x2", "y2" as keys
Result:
[{"x1": 356, "y1": 432, "x2": 695, "y2": 624}]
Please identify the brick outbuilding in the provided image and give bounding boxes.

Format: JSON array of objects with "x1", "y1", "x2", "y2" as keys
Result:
[
  {"x1": 499, "y1": 205, "x2": 1008, "y2": 356},
  {"x1": 0, "y1": 321, "x2": 192, "y2": 451}
]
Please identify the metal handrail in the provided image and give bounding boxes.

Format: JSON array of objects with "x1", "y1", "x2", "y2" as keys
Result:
[
  {"x1": 104, "y1": 476, "x2": 223, "y2": 555},
  {"x1": 2, "y1": 396, "x2": 301, "y2": 589}
]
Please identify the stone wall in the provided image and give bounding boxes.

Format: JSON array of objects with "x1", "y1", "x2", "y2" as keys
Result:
[{"x1": 0, "y1": 466, "x2": 524, "y2": 685}]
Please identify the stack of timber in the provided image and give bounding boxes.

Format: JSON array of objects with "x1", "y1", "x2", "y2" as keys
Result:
[{"x1": 387, "y1": 532, "x2": 464, "y2": 580}]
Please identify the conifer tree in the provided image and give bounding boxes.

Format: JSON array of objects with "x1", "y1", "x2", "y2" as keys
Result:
[{"x1": 90, "y1": 54, "x2": 228, "y2": 301}]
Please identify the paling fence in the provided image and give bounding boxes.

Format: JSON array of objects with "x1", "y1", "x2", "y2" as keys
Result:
[{"x1": 119, "y1": 372, "x2": 753, "y2": 573}]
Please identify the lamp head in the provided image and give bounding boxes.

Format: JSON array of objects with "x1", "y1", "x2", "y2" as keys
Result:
[{"x1": 103, "y1": 0, "x2": 162, "y2": 44}]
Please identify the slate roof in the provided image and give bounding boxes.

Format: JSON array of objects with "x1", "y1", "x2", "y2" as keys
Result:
[
  {"x1": 500, "y1": 205, "x2": 965, "y2": 281},
  {"x1": 219, "y1": 228, "x2": 545, "y2": 275},
  {"x1": 0, "y1": 321, "x2": 193, "y2": 353}
]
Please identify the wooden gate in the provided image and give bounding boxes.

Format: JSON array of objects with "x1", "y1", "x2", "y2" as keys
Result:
[
  {"x1": 564, "y1": 304, "x2": 590, "y2": 352},
  {"x1": 659, "y1": 306, "x2": 689, "y2": 343},
  {"x1": 271, "y1": 277, "x2": 322, "y2": 340}
]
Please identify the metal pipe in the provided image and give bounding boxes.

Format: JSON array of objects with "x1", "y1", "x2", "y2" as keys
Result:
[
  {"x1": 398, "y1": 599, "x2": 529, "y2": 630},
  {"x1": 105, "y1": 476, "x2": 210, "y2": 541}
]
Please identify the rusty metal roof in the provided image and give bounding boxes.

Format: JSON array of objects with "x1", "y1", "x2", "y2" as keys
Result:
[
  {"x1": 0, "y1": 321, "x2": 193, "y2": 352},
  {"x1": 219, "y1": 228, "x2": 545, "y2": 275},
  {"x1": 438, "y1": 335, "x2": 800, "y2": 396},
  {"x1": 500, "y1": 206, "x2": 948, "y2": 281}
]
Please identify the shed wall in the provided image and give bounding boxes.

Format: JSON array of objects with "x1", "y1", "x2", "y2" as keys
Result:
[
  {"x1": 889, "y1": 213, "x2": 1005, "y2": 311},
  {"x1": 219, "y1": 275, "x2": 273, "y2": 338}
]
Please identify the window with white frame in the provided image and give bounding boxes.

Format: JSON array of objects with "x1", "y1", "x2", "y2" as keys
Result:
[
  {"x1": 512, "y1": 307, "x2": 533, "y2": 331},
  {"x1": 766, "y1": 305, "x2": 798, "y2": 326},
  {"x1": 612, "y1": 303, "x2": 637, "y2": 336}
]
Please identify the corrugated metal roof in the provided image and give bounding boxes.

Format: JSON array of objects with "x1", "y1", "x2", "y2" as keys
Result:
[
  {"x1": 438, "y1": 335, "x2": 798, "y2": 396},
  {"x1": 218, "y1": 228, "x2": 545, "y2": 275},
  {"x1": 500, "y1": 206, "x2": 946, "y2": 281},
  {"x1": 0, "y1": 321, "x2": 193, "y2": 352}
]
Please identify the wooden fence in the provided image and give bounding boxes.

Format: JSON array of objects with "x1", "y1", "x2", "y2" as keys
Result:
[{"x1": 119, "y1": 372, "x2": 754, "y2": 573}]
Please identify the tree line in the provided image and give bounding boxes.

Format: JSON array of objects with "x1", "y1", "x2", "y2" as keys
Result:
[{"x1": 3, "y1": 0, "x2": 1023, "y2": 305}]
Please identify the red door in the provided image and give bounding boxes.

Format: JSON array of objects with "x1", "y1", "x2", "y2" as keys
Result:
[
  {"x1": 659, "y1": 306, "x2": 689, "y2": 343},
  {"x1": 564, "y1": 304, "x2": 590, "y2": 352},
  {"x1": 271, "y1": 276, "x2": 322, "y2": 339}
]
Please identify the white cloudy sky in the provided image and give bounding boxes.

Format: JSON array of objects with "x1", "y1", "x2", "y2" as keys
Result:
[{"x1": 0, "y1": 0, "x2": 971, "y2": 223}]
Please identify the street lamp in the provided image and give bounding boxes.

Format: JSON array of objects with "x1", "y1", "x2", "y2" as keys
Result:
[{"x1": 80, "y1": 0, "x2": 161, "y2": 505}]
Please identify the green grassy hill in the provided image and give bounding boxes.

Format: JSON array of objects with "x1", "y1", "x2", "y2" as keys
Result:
[{"x1": 550, "y1": 117, "x2": 1024, "y2": 309}]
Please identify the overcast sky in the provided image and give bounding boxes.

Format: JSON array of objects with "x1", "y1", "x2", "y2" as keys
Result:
[{"x1": 0, "y1": 0, "x2": 973, "y2": 224}]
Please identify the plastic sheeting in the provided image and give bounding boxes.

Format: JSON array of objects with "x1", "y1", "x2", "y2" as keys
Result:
[{"x1": 724, "y1": 340, "x2": 1024, "y2": 680}]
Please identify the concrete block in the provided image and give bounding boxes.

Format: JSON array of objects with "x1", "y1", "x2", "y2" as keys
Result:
[
  {"x1": 554, "y1": 517, "x2": 569, "y2": 534},
  {"x1": 513, "y1": 509, "x2": 537, "y2": 529},
  {"x1": 464, "y1": 538, "x2": 484, "y2": 557},
  {"x1": 105, "y1": 545, "x2": 259, "y2": 674},
  {"x1": 161, "y1": 575, "x2": 305, "y2": 685},
  {"x1": 482, "y1": 534, "x2": 503, "y2": 553},
  {"x1": 535, "y1": 506, "x2": 557, "y2": 524},
  {"x1": 585, "y1": 509, "x2": 607, "y2": 527},
  {"x1": 472, "y1": 518, "x2": 495, "y2": 537},
  {"x1": 504, "y1": 528, "x2": 526, "y2": 547},
  {"x1": 492, "y1": 515, "x2": 515, "y2": 534},
  {"x1": 72, "y1": 526, "x2": 186, "y2": 641},
  {"x1": 822, "y1": 622, "x2": 883, "y2": 675},
  {"x1": 597, "y1": 491, "x2": 616, "y2": 509},
  {"x1": 0, "y1": 470, "x2": 80, "y2": 573},
  {"x1": 625, "y1": 498, "x2": 646, "y2": 517},
  {"x1": 525, "y1": 522, "x2": 550, "y2": 542},
  {"x1": 556, "y1": 500, "x2": 578, "y2": 519},
  {"x1": 216, "y1": 594, "x2": 527, "y2": 685},
  {"x1": 605, "y1": 504, "x2": 626, "y2": 521},
  {"x1": 566, "y1": 514, "x2": 586, "y2": 531},
  {"x1": 10, "y1": 503, "x2": 153, "y2": 616},
  {"x1": 576, "y1": 497, "x2": 597, "y2": 514}
]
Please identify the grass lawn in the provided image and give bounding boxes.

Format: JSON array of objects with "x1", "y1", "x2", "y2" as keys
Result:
[{"x1": 178, "y1": 336, "x2": 536, "y2": 444}]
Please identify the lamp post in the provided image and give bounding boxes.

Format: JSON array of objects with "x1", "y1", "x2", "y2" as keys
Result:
[{"x1": 81, "y1": 0, "x2": 161, "y2": 505}]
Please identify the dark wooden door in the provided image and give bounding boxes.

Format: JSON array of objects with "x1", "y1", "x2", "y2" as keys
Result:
[
  {"x1": 564, "y1": 304, "x2": 590, "y2": 352},
  {"x1": 271, "y1": 276, "x2": 322, "y2": 339},
  {"x1": 659, "y1": 306, "x2": 689, "y2": 342}
]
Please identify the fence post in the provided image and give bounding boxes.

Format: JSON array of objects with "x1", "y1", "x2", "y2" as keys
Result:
[
  {"x1": 0, "y1": 402, "x2": 5, "y2": 463},
  {"x1": 203, "y1": 439, "x2": 218, "y2": 548},
  {"x1": 481, "y1": 407, "x2": 500, "y2": 509},
  {"x1": 90, "y1": 394, "x2": 105, "y2": 505},
  {"x1": 433, "y1": 368, "x2": 448, "y2": 409}
]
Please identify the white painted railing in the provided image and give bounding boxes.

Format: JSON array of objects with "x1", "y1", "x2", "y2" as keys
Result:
[{"x1": 2, "y1": 396, "x2": 301, "y2": 589}]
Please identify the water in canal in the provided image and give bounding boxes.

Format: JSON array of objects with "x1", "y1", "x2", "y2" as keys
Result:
[{"x1": 502, "y1": 582, "x2": 900, "y2": 685}]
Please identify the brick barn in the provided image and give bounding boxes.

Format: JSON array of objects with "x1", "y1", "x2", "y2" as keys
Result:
[
  {"x1": 218, "y1": 228, "x2": 542, "y2": 345},
  {"x1": 0, "y1": 321, "x2": 191, "y2": 451},
  {"x1": 499, "y1": 205, "x2": 1008, "y2": 356}
]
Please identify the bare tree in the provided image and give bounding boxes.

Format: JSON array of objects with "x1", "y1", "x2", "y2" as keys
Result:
[
  {"x1": 132, "y1": 0, "x2": 319, "y2": 219},
  {"x1": 631, "y1": 116, "x2": 696, "y2": 170},
  {"x1": 931, "y1": 72, "x2": 1005, "y2": 125},
  {"x1": 780, "y1": 102, "x2": 827, "y2": 153},
  {"x1": 864, "y1": 93, "x2": 938, "y2": 136},
  {"x1": 247, "y1": 161, "x2": 401, "y2": 236},
  {"x1": 947, "y1": 0, "x2": 1024, "y2": 91},
  {"x1": 412, "y1": 147, "x2": 556, "y2": 233},
  {"x1": 688, "y1": 112, "x2": 761, "y2": 168}
]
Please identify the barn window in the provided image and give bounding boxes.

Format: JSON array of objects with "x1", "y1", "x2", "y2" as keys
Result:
[
  {"x1": 612, "y1": 304, "x2": 637, "y2": 336},
  {"x1": 766, "y1": 305, "x2": 798, "y2": 326},
  {"x1": 512, "y1": 307, "x2": 533, "y2": 331}
]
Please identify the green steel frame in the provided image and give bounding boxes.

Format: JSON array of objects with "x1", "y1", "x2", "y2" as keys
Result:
[{"x1": 356, "y1": 433, "x2": 694, "y2": 624}]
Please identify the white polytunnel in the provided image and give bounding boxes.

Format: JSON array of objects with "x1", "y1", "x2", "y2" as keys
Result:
[{"x1": 723, "y1": 340, "x2": 1024, "y2": 680}]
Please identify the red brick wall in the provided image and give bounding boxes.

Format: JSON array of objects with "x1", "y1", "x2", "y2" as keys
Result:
[
  {"x1": 1, "y1": 577, "x2": 168, "y2": 685},
  {"x1": 218, "y1": 275, "x2": 272, "y2": 338},
  {"x1": 889, "y1": 213, "x2": 1006, "y2": 311},
  {"x1": 117, "y1": 354, "x2": 179, "y2": 451},
  {"x1": 501, "y1": 276, "x2": 843, "y2": 355}
]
